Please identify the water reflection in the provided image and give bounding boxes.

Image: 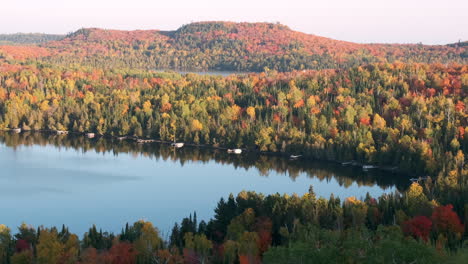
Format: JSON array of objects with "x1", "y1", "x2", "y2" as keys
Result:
[
  {"x1": 0, "y1": 131, "x2": 410, "y2": 192},
  {"x1": 154, "y1": 70, "x2": 248, "y2": 77}
]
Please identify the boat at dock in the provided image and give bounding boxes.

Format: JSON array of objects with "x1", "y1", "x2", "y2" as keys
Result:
[{"x1": 171, "y1": 142, "x2": 184, "y2": 148}]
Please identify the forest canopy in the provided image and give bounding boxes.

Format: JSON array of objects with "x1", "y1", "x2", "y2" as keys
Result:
[
  {"x1": 0, "y1": 21, "x2": 467, "y2": 264},
  {"x1": 1, "y1": 22, "x2": 466, "y2": 71}
]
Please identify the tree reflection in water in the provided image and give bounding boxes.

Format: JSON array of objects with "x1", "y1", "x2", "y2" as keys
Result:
[{"x1": 0, "y1": 131, "x2": 410, "y2": 192}]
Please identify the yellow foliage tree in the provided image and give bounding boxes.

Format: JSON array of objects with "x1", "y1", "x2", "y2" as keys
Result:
[
  {"x1": 36, "y1": 229, "x2": 64, "y2": 264},
  {"x1": 134, "y1": 221, "x2": 163, "y2": 264},
  {"x1": 246, "y1": 106, "x2": 256, "y2": 120},
  {"x1": 143, "y1": 100, "x2": 152, "y2": 115},
  {"x1": 191, "y1": 119, "x2": 203, "y2": 132},
  {"x1": 39, "y1": 100, "x2": 50, "y2": 112},
  {"x1": 406, "y1": 183, "x2": 430, "y2": 216},
  {"x1": 372, "y1": 113, "x2": 386, "y2": 130},
  {"x1": 224, "y1": 104, "x2": 241, "y2": 121}
]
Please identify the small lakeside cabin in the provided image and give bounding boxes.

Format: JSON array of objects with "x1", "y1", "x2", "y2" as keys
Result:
[
  {"x1": 290, "y1": 155, "x2": 302, "y2": 160},
  {"x1": 227, "y1": 149, "x2": 242, "y2": 154},
  {"x1": 11, "y1": 128, "x2": 21, "y2": 133},
  {"x1": 362, "y1": 165, "x2": 379, "y2": 170},
  {"x1": 86, "y1": 133, "x2": 95, "y2": 138},
  {"x1": 56, "y1": 130, "x2": 69, "y2": 135},
  {"x1": 116, "y1": 136, "x2": 127, "y2": 140},
  {"x1": 171, "y1": 142, "x2": 184, "y2": 148}
]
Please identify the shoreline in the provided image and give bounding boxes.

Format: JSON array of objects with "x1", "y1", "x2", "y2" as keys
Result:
[{"x1": 1, "y1": 128, "x2": 416, "y2": 179}]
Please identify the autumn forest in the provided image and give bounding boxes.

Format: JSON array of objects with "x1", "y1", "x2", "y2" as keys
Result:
[{"x1": 0, "y1": 21, "x2": 467, "y2": 263}]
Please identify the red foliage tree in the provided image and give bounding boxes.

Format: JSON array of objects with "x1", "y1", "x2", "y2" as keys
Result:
[
  {"x1": 359, "y1": 117, "x2": 371, "y2": 126},
  {"x1": 426, "y1": 88, "x2": 436, "y2": 97},
  {"x1": 255, "y1": 217, "x2": 272, "y2": 255},
  {"x1": 239, "y1": 254, "x2": 260, "y2": 264},
  {"x1": 402, "y1": 216, "x2": 432, "y2": 241},
  {"x1": 80, "y1": 247, "x2": 99, "y2": 264},
  {"x1": 183, "y1": 248, "x2": 197, "y2": 264},
  {"x1": 455, "y1": 101, "x2": 465, "y2": 113},
  {"x1": 15, "y1": 239, "x2": 31, "y2": 252},
  {"x1": 458, "y1": 126, "x2": 465, "y2": 139},
  {"x1": 102, "y1": 242, "x2": 137, "y2": 264},
  {"x1": 431, "y1": 205, "x2": 465, "y2": 236}
]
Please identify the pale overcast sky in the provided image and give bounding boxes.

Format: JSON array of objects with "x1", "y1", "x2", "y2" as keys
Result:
[{"x1": 1, "y1": 0, "x2": 466, "y2": 44}]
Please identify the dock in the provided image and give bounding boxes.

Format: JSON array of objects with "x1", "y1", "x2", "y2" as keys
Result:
[
  {"x1": 410, "y1": 176, "x2": 430, "y2": 183},
  {"x1": 137, "y1": 139, "x2": 156, "y2": 144}
]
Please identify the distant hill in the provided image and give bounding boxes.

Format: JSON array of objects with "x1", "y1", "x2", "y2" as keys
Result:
[
  {"x1": 447, "y1": 41, "x2": 468, "y2": 47},
  {"x1": 1, "y1": 22, "x2": 467, "y2": 71},
  {"x1": 447, "y1": 41, "x2": 468, "y2": 58},
  {"x1": 0, "y1": 33, "x2": 64, "y2": 45}
]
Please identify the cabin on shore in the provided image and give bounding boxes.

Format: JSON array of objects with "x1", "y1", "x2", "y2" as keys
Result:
[
  {"x1": 171, "y1": 142, "x2": 184, "y2": 148},
  {"x1": 362, "y1": 165, "x2": 378, "y2": 170},
  {"x1": 227, "y1": 149, "x2": 242, "y2": 154},
  {"x1": 86, "y1": 133, "x2": 95, "y2": 138},
  {"x1": 116, "y1": 136, "x2": 127, "y2": 140},
  {"x1": 11, "y1": 128, "x2": 21, "y2": 133},
  {"x1": 290, "y1": 155, "x2": 302, "y2": 160},
  {"x1": 56, "y1": 130, "x2": 69, "y2": 135}
]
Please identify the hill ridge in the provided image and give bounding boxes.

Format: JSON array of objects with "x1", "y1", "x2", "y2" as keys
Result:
[{"x1": 1, "y1": 21, "x2": 466, "y2": 71}]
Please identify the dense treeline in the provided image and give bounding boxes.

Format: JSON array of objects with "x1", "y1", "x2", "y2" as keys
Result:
[
  {"x1": 174, "y1": 186, "x2": 468, "y2": 263},
  {"x1": 0, "y1": 186, "x2": 467, "y2": 263},
  {"x1": 1, "y1": 22, "x2": 466, "y2": 71},
  {"x1": 0, "y1": 33, "x2": 64, "y2": 45},
  {"x1": 0, "y1": 62, "x2": 466, "y2": 178}
]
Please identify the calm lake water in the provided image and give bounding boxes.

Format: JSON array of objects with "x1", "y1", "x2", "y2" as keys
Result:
[
  {"x1": 154, "y1": 70, "x2": 248, "y2": 77},
  {"x1": 0, "y1": 132, "x2": 407, "y2": 236}
]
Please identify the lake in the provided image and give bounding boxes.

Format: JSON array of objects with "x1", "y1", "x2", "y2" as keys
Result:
[
  {"x1": 154, "y1": 69, "x2": 249, "y2": 77},
  {"x1": 0, "y1": 132, "x2": 408, "y2": 237}
]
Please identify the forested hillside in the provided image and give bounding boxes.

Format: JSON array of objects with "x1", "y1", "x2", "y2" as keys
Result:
[
  {"x1": 0, "y1": 62, "x2": 466, "y2": 181},
  {"x1": 0, "y1": 33, "x2": 64, "y2": 45},
  {"x1": 1, "y1": 22, "x2": 466, "y2": 71}
]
